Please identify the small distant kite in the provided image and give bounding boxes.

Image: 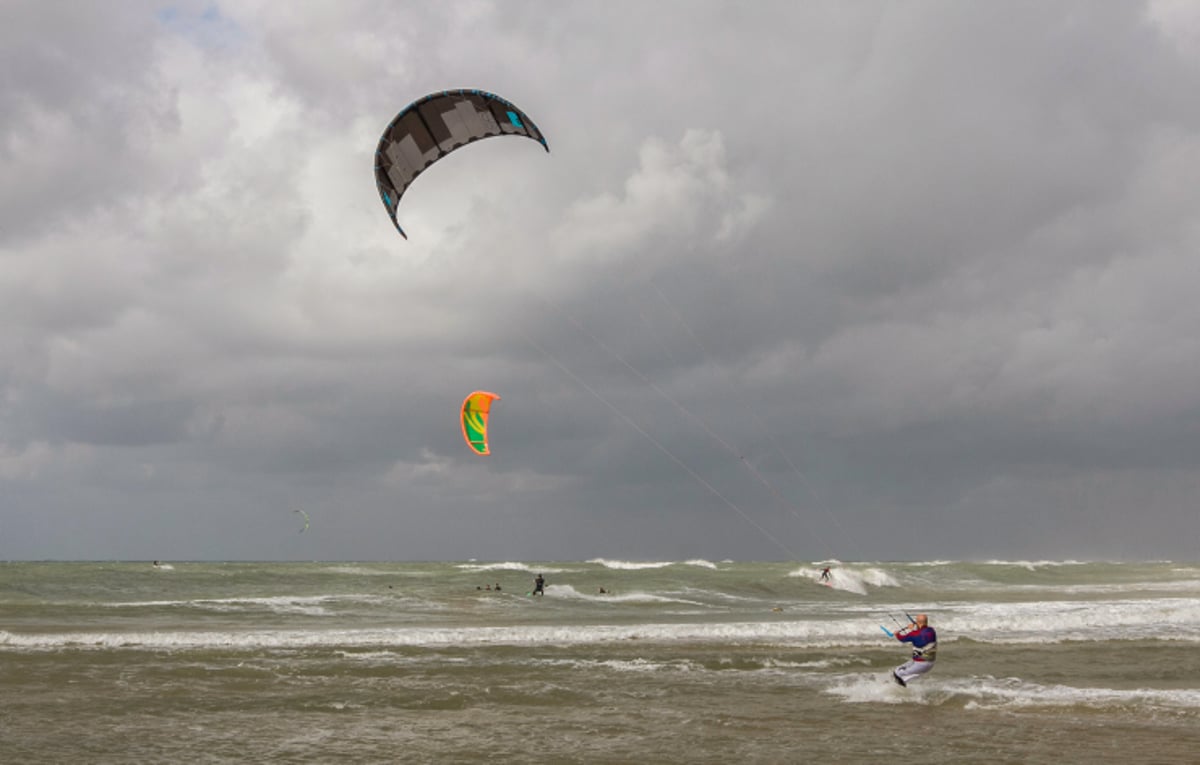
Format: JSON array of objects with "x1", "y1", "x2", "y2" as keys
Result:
[
  {"x1": 294, "y1": 509, "x2": 310, "y2": 534},
  {"x1": 374, "y1": 89, "x2": 549, "y2": 239},
  {"x1": 461, "y1": 391, "x2": 500, "y2": 455}
]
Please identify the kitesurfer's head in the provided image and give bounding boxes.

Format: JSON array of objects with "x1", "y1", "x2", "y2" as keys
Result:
[{"x1": 915, "y1": 614, "x2": 928, "y2": 627}]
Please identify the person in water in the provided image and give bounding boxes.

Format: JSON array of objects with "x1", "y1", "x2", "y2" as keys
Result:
[
  {"x1": 892, "y1": 613, "x2": 937, "y2": 687},
  {"x1": 494, "y1": 583, "x2": 502, "y2": 591},
  {"x1": 819, "y1": 567, "x2": 832, "y2": 582},
  {"x1": 532, "y1": 574, "x2": 545, "y2": 596}
]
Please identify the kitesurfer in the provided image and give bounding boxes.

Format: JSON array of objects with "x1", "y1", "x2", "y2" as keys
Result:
[
  {"x1": 532, "y1": 574, "x2": 545, "y2": 596},
  {"x1": 494, "y1": 583, "x2": 502, "y2": 591},
  {"x1": 891, "y1": 613, "x2": 937, "y2": 687},
  {"x1": 819, "y1": 567, "x2": 832, "y2": 582}
]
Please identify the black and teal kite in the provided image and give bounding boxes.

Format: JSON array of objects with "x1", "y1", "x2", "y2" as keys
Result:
[{"x1": 374, "y1": 89, "x2": 549, "y2": 239}]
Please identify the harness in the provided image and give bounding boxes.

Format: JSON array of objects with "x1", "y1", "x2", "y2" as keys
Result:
[{"x1": 901, "y1": 626, "x2": 938, "y2": 662}]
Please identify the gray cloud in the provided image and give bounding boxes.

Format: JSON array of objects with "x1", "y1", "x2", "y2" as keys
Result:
[{"x1": 3, "y1": 1, "x2": 1200, "y2": 561}]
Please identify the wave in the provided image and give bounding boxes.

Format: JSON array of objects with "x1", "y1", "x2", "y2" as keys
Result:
[
  {"x1": 909, "y1": 597, "x2": 1200, "y2": 644},
  {"x1": 978, "y1": 560, "x2": 1092, "y2": 570},
  {"x1": 587, "y1": 559, "x2": 676, "y2": 570},
  {"x1": 323, "y1": 566, "x2": 395, "y2": 576},
  {"x1": 584, "y1": 558, "x2": 720, "y2": 571},
  {"x1": 99, "y1": 594, "x2": 391, "y2": 616},
  {"x1": 787, "y1": 566, "x2": 899, "y2": 594},
  {"x1": 984, "y1": 579, "x2": 1200, "y2": 596},
  {"x1": 456, "y1": 562, "x2": 567, "y2": 574},
  {"x1": 547, "y1": 583, "x2": 710, "y2": 607},
  {"x1": 0, "y1": 620, "x2": 889, "y2": 651},
  {"x1": 8, "y1": 602, "x2": 1199, "y2": 652},
  {"x1": 825, "y1": 672, "x2": 1200, "y2": 711}
]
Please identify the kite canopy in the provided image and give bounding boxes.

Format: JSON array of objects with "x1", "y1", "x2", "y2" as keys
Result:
[
  {"x1": 374, "y1": 89, "x2": 549, "y2": 239},
  {"x1": 294, "y1": 509, "x2": 309, "y2": 533},
  {"x1": 461, "y1": 391, "x2": 500, "y2": 455}
]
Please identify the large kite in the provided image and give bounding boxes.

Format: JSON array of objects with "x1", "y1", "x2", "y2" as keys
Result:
[
  {"x1": 461, "y1": 391, "x2": 500, "y2": 456},
  {"x1": 374, "y1": 89, "x2": 549, "y2": 238}
]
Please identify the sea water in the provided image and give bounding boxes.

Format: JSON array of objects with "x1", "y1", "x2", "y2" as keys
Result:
[{"x1": 2, "y1": 559, "x2": 1198, "y2": 763}]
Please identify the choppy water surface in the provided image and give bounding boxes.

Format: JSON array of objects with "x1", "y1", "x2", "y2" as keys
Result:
[{"x1": 3, "y1": 559, "x2": 1199, "y2": 762}]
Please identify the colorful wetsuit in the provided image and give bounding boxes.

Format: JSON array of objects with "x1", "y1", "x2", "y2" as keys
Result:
[{"x1": 893, "y1": 625, "x2": 937, "y2": 686}]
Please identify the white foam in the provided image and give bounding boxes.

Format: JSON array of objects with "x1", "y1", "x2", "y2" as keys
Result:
[
  {"x1": 587, "y1": 559, "x2": 675, "y2": 570},
  {"x1": 885, "y1": 597, "x2": 1200, "y2": 644},
  {"x1": 0, "y1": 619, "x2": 879, "y2": 652},
  {"x1": 858, "y1": 567, "x2": 901, "y2": 588},
  {"x1": 821, "y1": 671, "x2": 1200, "y2": 712},
  {"x1": 999, "y1": 579, "x2": 1200, "y2": 596},
  {"x1": 763, "y1": 656, "x2": 870, "y2": 670},
  {"x1": 101, "y1": 594, "x2": 389, "y2": 616},
  {"x1": 585, "y1": 558, "x2": 717, "y2": 570},
  {"x1": 824, "y1": 673, "x2": 913, "y2": 704},
  {"x1": 529, "y1": 657, "x2": 686, "y2": 673},
  {"x1": 324, "y1": 566, "x2": 393, "y2": 576},
  {"x1": 979, "y1": 559, "x2": 1090, "y2": 570},
  {"x1": 933, "y1": 675, "x2": 1200, "y2": 711},
  {"x1": 456, "y1": 561, "x2": 567, "y2": 574}
]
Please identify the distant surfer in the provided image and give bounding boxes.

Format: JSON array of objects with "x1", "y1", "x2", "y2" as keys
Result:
[
  {"x1": 532, "y1": 573, "x2": 545, "y2": 596},
  {"x1": 494, "y1": 583, "x2": 502, "y2": 591},
  {"x1": 891, "y1": 613, "x2": 937, "y2": 687},
  {"x1": 598, "y1": 587, "x2": 607, "y2": 594},
  {"x1": 819, "y1": 567, "x2": 831, "y2": 582}
]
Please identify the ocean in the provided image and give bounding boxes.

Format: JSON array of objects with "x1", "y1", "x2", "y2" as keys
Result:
[{"x1": 2, "y1": 559, "x2": 1198, "y2": 763}]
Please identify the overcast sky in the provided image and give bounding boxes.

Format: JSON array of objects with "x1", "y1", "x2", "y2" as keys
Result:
[{"x1": 3, "y1": 1, "x2": 1200, "y2": 561}]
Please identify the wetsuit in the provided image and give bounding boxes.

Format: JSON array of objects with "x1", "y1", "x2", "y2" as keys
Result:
[
  {"x1": 533, "y1": 576, "x2": 545, "y2": 596},
  {"x1": 893, "y1": 625, "x2": 937, "y2": 686}
]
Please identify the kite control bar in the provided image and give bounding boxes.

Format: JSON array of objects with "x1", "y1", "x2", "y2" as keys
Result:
[{"x1": 880, "y1": 612, "x2": 917, "y2": 639}]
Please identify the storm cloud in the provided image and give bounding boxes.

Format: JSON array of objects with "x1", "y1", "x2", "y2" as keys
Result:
[{"x1": 3, "y1": 1, "x2": 1200, "y2": 561}]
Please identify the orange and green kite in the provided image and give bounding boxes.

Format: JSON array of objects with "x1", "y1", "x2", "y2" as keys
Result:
[{"x1": 460, "y1": 391, "x2": 500, "y2": 455}]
